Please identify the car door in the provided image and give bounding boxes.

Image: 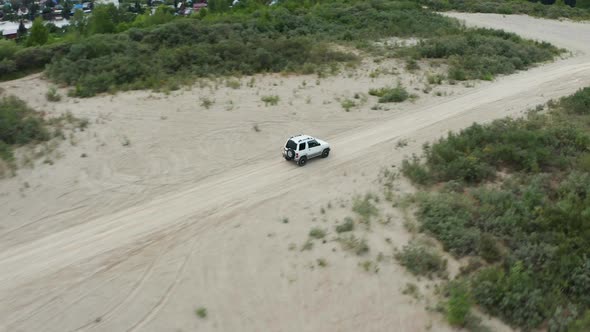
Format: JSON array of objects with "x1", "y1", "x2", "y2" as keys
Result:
[
  {"x1": 307, "y1": 140, "x2": 322, "y2": 158},
  {"x1": 298, "y1": 142, "x2": 307, "y2": 158}
]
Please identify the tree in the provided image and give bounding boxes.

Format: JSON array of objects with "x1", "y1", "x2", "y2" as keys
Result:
[
  {"x1": 71, "y1": 9, "x2": 86, "y2": 34},
  {"x1": 87, "y1": 4, "x2": 116, "y2": 35},
  {"x1": 62, "y1": 0, "x2": 71, "y2": 19},
  {"x1": 26, "y1": 17, "x2": 49, "y2": 46},
  {"x1": 17, "y1": 19, "x2": 27, "y2": 39},
  {"x1": 207, "y1": 0, "x2": 232, "y2": 12}
]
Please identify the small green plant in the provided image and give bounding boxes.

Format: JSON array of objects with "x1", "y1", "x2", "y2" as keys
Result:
[
  {"x1": 252, "y1": 124, "x2": 261, "y2": 132},
  {"x1": 341, "y1": 99, "x2": 356, "y2": 112},
  {"x1": 335, "y1": 217, "x2": 354, "y2": 233},
  {"x1": 261, "y1": 95, "x2": 280, "y2": 106},
  {"x1": 309, "y1": 227, "x2": 326, "y2": 239},
  {"x1": 46, "y1": 86, "x2": 61, "y2": 102},
  {"x1": 196, "y1": 307, "x2": 207, "y2": 319},
  {"x1": 317, "y1": 258, "x2": 328, "y2": 267}
]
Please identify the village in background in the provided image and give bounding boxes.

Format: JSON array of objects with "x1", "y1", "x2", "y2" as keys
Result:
[{"x1": 0, "y1": 0, "x2": 209, "y2": 39}]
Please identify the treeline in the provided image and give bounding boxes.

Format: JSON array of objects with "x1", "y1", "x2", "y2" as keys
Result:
[
  {"x1": 401, "y1": 87, "x2": 590, "y2": 330},
  {"x1": 419, "y1": 0, "x2": 590, "y2": 20}
]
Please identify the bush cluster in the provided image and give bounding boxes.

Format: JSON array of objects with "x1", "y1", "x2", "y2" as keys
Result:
[
  {"x1": 401, "y1": 88, "x2": 590, "y2": 329},
  {"x1": 412, "y1": 28, "x2": 560, "y2": 81},
  {"x1": 0, "y1": 96, "x2": 50, "y2": 162}
]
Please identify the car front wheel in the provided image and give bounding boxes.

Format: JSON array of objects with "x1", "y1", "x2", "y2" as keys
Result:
[{"x1": 321, "y1": 149, "x2": 330, "y2": 158}]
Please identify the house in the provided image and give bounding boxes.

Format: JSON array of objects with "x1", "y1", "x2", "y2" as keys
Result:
[
  {"x1": 193, "y1": 1, "x2": 206, "y2": 11},
  {"x1": 2, "y1": 28, "x2": 17, "y2": 39}
]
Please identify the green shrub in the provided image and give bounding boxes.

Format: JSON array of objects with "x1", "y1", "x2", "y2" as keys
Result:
[
  {"x1": 395, "y1": 241, "x2": 447, "y2": 278},
  {"x1": 401, "y1": 86, "x2": 590, "y2": 330},
  {"x1": 414, "y1": 28, "x2": 560, "y2": 80},
  {"x1": 261, "y1": 95, "x2": 280, "y2": 106},
  {"x1": 569, "y1": 310, "x2": 590, "y2": 332},
  {"x1": 557, "y1": 87, "x2": 590, "y2": 115},
  {"x1": 401, "y1": 154, "x2": 432, "y2": 185},
  {"x1": 427, "y1": 73, "x2": 444, "y2": 85},
  {"x1": 0, "y1": 96, "x2": 49, "y2": 146},
  {"x1": 477, "y1": 233, "x2": 501, "y2": 263},
  {"x1": 335, "y1": 217, "x2": 354, "y2": 233},
  {"x1": 341, "y1": 99, "x2": 356, "y2": 111},
  {"x1": 46, "y1": 87, "x2": 62, "y2": 102},
  {"x1": 26, "y1": 0, "x2": 556, "y2": 97},
  {"x1": 309, "y1": 227, "x2": 326, "y2": 239},
  {"x1": 447, "y1": 281, "x2": 471, "y2": 326},
  {"x1": 369, "y1": 85, "x2": 409, "y2": 103}
]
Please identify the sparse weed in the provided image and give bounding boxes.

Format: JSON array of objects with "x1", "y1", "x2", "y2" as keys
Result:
[
  {"x1": 338, "y1": 234, "x2": 369, "y2": 255},
  {"x1": 200, "y1": 97, "x2": 214, "y2": 109}
]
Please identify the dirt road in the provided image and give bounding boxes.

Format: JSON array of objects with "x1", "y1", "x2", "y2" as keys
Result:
[{"x1": 1, "y1": 14, "x2": 590, "y2": 332}]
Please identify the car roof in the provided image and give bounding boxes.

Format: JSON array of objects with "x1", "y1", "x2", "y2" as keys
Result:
[{"x1": 289, "y1": 135, "x2": 315, "y2": 143}]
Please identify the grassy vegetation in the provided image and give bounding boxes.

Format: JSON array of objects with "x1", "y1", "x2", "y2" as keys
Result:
[
  {"x1": 400, "y1": 87, "x2": 590, "y2": 330},
  {"x1": 369, "y1": 84, "x2": 410, "y2": 103},
  {"x1": 1, "y1": 0, "x2": 562, "y2": 96},
  {"x1": 395, "y1": 241, "x2": 448, "y2": 279},
  {"x1": 405, "y1": 28, "x2": 561, "y2": 81},
  {"x1": 261, "y1": 95, "x2": 280, "y2": 106},
  {"x1": 418, "y1": 0, "x2": 590, "y2": 20},
  {"x1": 335, "y1": 217, "x2": 354, "y2": 233},
  {"x1": 309, "y1": 227, "x2": 327, "y2": 239},
  {"x1": 0, "y1": 96, "x2": 50, "y2": 168},
  {"x1": 46, "y1": 87, "x2": 62, "y2": 102}
]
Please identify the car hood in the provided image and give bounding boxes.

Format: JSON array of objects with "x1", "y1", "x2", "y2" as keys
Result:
[{"x1": 316, "y1": 139, "x2": 329, "y2": 147}]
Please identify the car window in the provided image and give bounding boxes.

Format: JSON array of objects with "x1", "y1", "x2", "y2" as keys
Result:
[
  {"x1": 299, "y1": 143, "x2": 306, "y2": 150},
  {"x1": 309, "y1": 140, "x2": 319, "y2": 148},
  {"x1": 286, "y1": 140, "x2": 297, "y2": 150}
]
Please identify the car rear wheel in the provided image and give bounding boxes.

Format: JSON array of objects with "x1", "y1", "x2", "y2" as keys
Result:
[
  {"x1": 298, "y1": 156, "x2": 307, "y2": 166},
  {"x1": 285, "y1": 149, "x2": 295, "y2": 160},
  {"x1": 321, "y1": 149, "x2": 330, "y2": 158}
]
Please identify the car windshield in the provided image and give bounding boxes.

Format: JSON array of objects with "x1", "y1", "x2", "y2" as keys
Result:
[{"x1": 286, "y1": 139, "x2": 297, "y2": 150}]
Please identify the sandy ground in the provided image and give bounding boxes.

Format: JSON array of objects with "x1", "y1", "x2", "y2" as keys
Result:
[{"x1": 1, "y1": 13, "x2": 590, "y2": 332}]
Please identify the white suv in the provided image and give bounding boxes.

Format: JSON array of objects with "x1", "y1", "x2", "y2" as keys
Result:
[{"x1": 283, "y1": 134, "x2": 331, "y2": 166}]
